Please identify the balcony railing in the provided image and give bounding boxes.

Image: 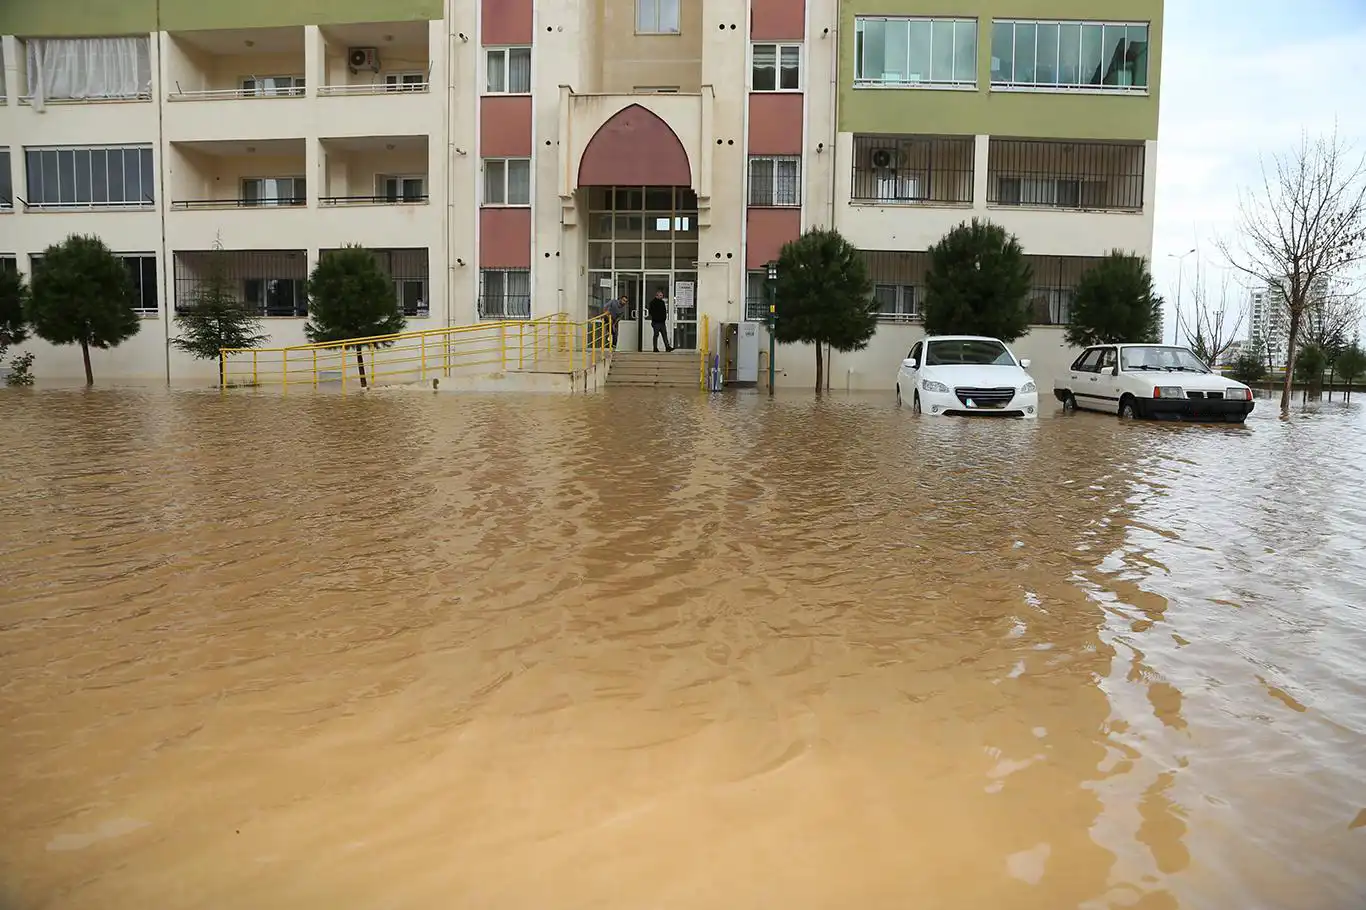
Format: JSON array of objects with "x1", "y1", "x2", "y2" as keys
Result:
[
  {"x1": 19, "y1": 91, "x2": 153, "y2": 104},
  {"x1": 171, "y1": 197, "x2": 306, "y2": 210},
  {"x1": 851, "y1": 135, "x2": 974, "y2": 205},
  {"x1": 987, "y1": 139, "x2": 1145, "y2": 212},
  {"x1": 167, "y1": 87, "x2": 305, "y2": 102},
  {"x1": 316, "y1": 82, "x2": 430, "y2": 96},
  {"x1": 319, "y1": 194, "x2": 429, "y2": 206}
]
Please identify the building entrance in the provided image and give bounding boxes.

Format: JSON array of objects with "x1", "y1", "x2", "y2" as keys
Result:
[{"x1": 585, "y1": 186, "x2": 699, "y2": 351}]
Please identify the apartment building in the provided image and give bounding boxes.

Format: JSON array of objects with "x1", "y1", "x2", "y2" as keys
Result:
[{"x1": 0, "y1": 0, "x2": 1162, "y2": 387}]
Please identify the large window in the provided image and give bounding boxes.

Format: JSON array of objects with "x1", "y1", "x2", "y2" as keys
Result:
[
  {"x1": 748, "y1": 156, "x2": 801, "y2": 207},
  {"x1": 377, "y1": 175, "x2": 427, "y2": 203},
  {"x1": 23, "y1": 145, "x2": 156, "y2": 208},
  {"x1": 245, "y1": 278, "x2": 307, "y2": 317},
  {"x1": 987, "y1": 138, "x2": 1145, "y2": 211},
  {"x1": 24, "y1": 37, "x2": 151, "y2": 103},
  {"x1": 486, "y1": 47, "x2": 532, "y2": 93},
  {"x1": 851, "y1": 135, "x2": 975, "y2": 204},
  {"x1": 480, "y1": 268, "x2": 531, "y2": 320},
  {"x1": 854, "y1": 17, "x2": 977, "y2": 87},
  {"x1": 240, "y1": 75, "x2": 304, "y2": 97},
  {"x1": 636, "y1": 0, "x2": 680, "y2": 34},
  {"x1": 752, "y1": 44, "x2": 800, "y2": 91},
  {"x1": 31, "y1": 252, "x2": 158, "y2": 314},
  {"x1": 483, "y1": 158, "x2": 531, "y2": 206},
  {"x1": 384, "y1": 72, "x2": 427, "y2": 92},
  {"x1": 874, "y1": 284, "x2": 919, "y2": 322},
  {"x1": 991, "y1": 21, "x2": 1148, "y2": 90},
  {"x1": 0, "y1": 149, "x2": 11, "y2": 208},
  {"x1": 242, "y1": 177, "x2": 305, "y2": 206}
]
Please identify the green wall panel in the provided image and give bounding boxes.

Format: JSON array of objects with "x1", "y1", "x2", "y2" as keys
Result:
[
  {"x1": 839, "y1": 0, "x2": 1163, "y2": 141},
  {"x1": 0, "y1": 0, "x2": 442, "y2": 36}
]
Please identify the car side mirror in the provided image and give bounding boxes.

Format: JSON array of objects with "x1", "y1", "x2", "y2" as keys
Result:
[
  {"x1": 903, "y1": 358, "x2": 918, "y2": 369},
  {"x1": 1019, "y1": 358, "x2": 1032, "y2": 369}
]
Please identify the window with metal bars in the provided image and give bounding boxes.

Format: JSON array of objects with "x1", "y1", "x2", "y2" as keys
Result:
[
  {"x1": 479, "y1": 268, "x2": 531, "y2": 320},
  {"x1": 319, "y1": 247, "x2": 430, "y2": 317},
  {"x1": 173, "y1": 249, "x2": 309, "y2": 317},
  {"x1": 748, "y1": 156, "x2": 801, "y2": 207},
  {"x1": 851, "y1": 135, "x2": 973, "y2": 204},
  {"x1": 987, "y1": 138, "x2": 1144, "y2": 211}
]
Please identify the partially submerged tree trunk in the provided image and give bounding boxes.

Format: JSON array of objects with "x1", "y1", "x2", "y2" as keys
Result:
[
  {"x1": 80, "y1": 338, "x2": 93, "y2": 386},
  {"x1": 1281, "y1": 310, "x2": 1301, "y2": 414},
  {"x1": 814, "y1": 339, "x2": 824, "y2": 393},
  {"x1": 356, "y1": 346, "x2": 368, "y2": 388}
]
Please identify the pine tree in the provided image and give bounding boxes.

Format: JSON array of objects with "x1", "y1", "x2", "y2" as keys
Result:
[
  {"x1": 923, "y1": 219, "x2": 1032, "y2": 342},
  {"x1": 770, "y1": 228, "x2": 877, "y2": 392},
  {"x1": 1065, "y1": 251, "x2": 1163, "y2": 347},
  {"x1": 304, "y1": 246, "x2": 405, "y2": 388},
  {"x1": 172, "y1": 240, "x2": 267, "y2": 387}
]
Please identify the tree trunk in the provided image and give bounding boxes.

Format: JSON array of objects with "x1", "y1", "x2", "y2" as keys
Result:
[
  {"x1": 1280, "y1": 311, "x2": 1302, "y2": 416},
  {"x1": 814, "y1": 340, "x2": 823, "y2": 394},
  {"x1": 356, "y1": 347, "x2": 368, "y2": 388},
  {"x1": 218, "y1": 357, "x2": 226, "y2": 389},
  {"x1": 80, "y1": 338, "x2": 93, "y2": 386}
]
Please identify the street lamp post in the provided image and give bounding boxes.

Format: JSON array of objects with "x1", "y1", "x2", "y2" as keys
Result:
[
  {"x1": 1168, "y1": 248, "x2": 1197, "y2": 345},
  {"x1": 766, "y1": 261, "x2": 778, "y2": 396}
]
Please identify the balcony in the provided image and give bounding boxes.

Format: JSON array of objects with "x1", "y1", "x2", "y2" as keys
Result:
[
  {"x1": 317, "y1": 22, "x2": 431, "y2": 96},
  {"x1": 321, "y1": 247, "x2": 430, "y2": 317},
  {"x1": 162, "y1": 27, "x2": 306, "y2": 140},
  {"x1": 166, "y1": 139, "x2": 309, "y2": 247},
  {"x1": 987, "y1": 138, "x2": 1144, "y2": 212},
  {"x1": 319, "y1": 136, "x2": 428, "y2": 206},
  {"x1": 851, "y1": 135, "x2": 974, "y2": 206},
  {"x1": 173, "y1": 249, "x2": 309, "y2": 319}
]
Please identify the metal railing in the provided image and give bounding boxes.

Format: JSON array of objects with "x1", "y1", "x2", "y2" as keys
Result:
[
  {"x1": 317, "y1": 82, "x2": 430, "y2": 96},
  {"x1": 987, "y1": 138, "x2": 1145, "y2": 211},
  {"x1": 851, "y1": 135, "x2": 974, "y2": 204},
  {"x1": 171, "y1": 197, "x2": 306, "y2": 210},
  {"x1": 318, "y1": 194, "x2": 430, "y2": 206},
  {"x1": 167, "y1": 87, "x2": 305, "y2": 101},
  {"x1": 220, "y1": 313, "x2": 614, "y2": 390},
  {"x1": 698, "y1": 313, "x2": 711, "y2": 390}
]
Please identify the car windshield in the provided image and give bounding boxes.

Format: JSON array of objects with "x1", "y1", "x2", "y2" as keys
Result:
[
  {"x1": 925, "y1": 340, "x2": 1014, "y2": 366},
  {"x1": 1120, "y1": 346, "x2": 1211, "y2": 373}
]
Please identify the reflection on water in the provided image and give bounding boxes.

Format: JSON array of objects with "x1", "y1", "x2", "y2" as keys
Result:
[{"x1": 2, "y1": 389, "x2": 1365, "y2": 909}]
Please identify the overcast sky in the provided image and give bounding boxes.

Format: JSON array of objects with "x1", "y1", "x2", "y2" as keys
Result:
[{"x1": 1152, "y1": 0, "x2": 1366, "y2": 341}]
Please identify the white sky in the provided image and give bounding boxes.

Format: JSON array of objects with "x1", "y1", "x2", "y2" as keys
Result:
[{"x1": 1151, "y1": 0, "x2": 1366, "y2": 341}]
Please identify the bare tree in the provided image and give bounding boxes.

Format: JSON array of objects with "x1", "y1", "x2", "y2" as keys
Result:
[
  {"x1": 1302, "y1": 278, "x2": 1363, "y2": 356},
  {"x1": 1186, "y1": 256, "x2": 1246, "y2": 367},
  {"x1": 1220, "y1": 128, "x2": 1366, "y2": 414}
]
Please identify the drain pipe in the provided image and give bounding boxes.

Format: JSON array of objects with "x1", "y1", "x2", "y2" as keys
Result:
[{"x1": 446, "y1": 0, "x2": 457, "y2": 330}]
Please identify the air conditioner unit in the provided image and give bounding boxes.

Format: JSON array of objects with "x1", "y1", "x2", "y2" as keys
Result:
[
  {"x1": 870, "y1": 148, "x2": 896, "y2": 169},
  {"x1": 348, "y1": 47, "x2": 380, "y2": 73}
]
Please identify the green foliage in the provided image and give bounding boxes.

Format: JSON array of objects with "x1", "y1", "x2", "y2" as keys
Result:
[
  {"x1": 5, "y1": 352, "x2": 35, "y2": 387},
  {"x1": 1228, "y1": 352, "x2": 1267, "y2": 385},
  {"x1": 304, "y1": 246, "x2": 405, "y2": 345},
  {"x1": 1294, "y1": 343, "x2": 1328, "y2": 385},
  {"x1": 771, "y1": 228, "x2": 877, "y2": 391},
  {"x1": 923, "y1": 219, "x2": 1032, "y2": 342},
  {"x1": 172, "y1": 242, "x2": 266, "y2": 385},
  {"x1": 27, "y1": 234, "x2": 141, "y2": 384},
  {"x1": 1336, "y1": 343, "x2": 1366, "y2": 385},
  {"x1": 1065, "y1": 251, "x2": 1163, "y2": 347},
  {"x1": 0, "y1": 266, "x2": 29, "y2": 347}
]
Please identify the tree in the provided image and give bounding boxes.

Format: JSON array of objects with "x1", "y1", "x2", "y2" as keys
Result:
[
  {"x1": 172, "y1": 239, "x2": 266, "y2": 387},
  {"x1": 1336, "y1": 342, "x2": 1366, "y2": 401},
  {"x1": 27, "y1": 234, "x2": 141, "y2": 385},
  {"x1": 1065, "y1": 251, "x2": 1163, "y2": 347},
  {"x1": 0, "y1": 266, "x2": 29, "y2": 349},
  {"x1": 1221, "y1": 128, "x2": 1366, "y2": 415},
  {"x1": 1229, "y1": 352, "x2": 1267, "y2": 386},
  {"x1": 1187, "y1": 257, "x2": 1246, "y2": 366},
  {"x1": 923, "y1": 219, "x2": 1031, "y2": 342},
  {"x1": 771, "y1": 228, "x2": 876, "y2": 392},
  {"x1": 304, "y1": 245, "x2": 405, "y2": 388},
  {"x1": 1294, "y1": 343, "x2": 1328, "y2": 401}
]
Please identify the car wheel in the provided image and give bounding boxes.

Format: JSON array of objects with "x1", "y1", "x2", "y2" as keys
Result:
[
  {"x1": 1062, "y1": 392, "x2": 1078, "y2": 413},
  {"x1": 1119, "y1": 396, "x2": 1138, "y2": 419},
  {"x1": 913, "y1": 392, "x2": 923, "y2": 415}
]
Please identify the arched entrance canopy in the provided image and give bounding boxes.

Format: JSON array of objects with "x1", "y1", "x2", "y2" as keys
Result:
[{"x1": 578, "y1": 104, "x2": 691, "y2": 187}]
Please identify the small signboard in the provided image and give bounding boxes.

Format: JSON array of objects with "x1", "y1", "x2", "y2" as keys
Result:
[{"x1": 675, "y1": 280, "x2": 695, "y2": 312}]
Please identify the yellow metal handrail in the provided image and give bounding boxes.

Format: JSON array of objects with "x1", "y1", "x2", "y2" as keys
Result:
[
  {"x1": 219, "y1": 312, "x2": 612, "y2": 390},
  {"x1": 698, "y1": 313, "x2": 711, "y2": 390}
]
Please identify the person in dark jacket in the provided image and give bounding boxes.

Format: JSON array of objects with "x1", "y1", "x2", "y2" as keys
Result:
[{"x1": 647, "y1": 290, "x2": 673, "y2": 352}]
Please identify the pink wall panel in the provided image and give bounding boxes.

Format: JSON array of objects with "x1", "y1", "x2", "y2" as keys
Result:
[
  {"x1": 480, "y1": 208, "x2": 532, "y2": 268},
  {"x1": 746, "y1": 208, "x2": 802, "y2": 268}
]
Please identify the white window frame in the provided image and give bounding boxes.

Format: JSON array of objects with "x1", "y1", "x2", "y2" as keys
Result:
[
  {"x1": 853, "y1": 17, "x2": 978, "y2": 88},
  {"x1": 482, "y1": 158, "x2": 532, "y2": 207},
  {"x1": 240, "y1": 75, "x2": 305, "y2": 97},
  {"x1": 242, "y1": 176, "x2": 306, "y2": 206},
  {"x1": 989, "y1": 20, "x2": 1149, "y2": 93},
  {"x1": 22, "y1": 144, "x2": 156, "y2": 209},
  {"x1": 747, "y1": 156, "x2": 802, "y2": 207},
  {"x1": 395, "y1": 278, "x2": 429, "y2": 316},
  {"x1": 873, "y1": 284, "x2": 920, "y2": 322},
  {"x1": 485, "y1": 47, "x2": 532, "y2": 94},
  {"x1": 479, "y1": 268, "x2": 532, "y2": 320},
  {"x1": 117, "y1": 253, "x2": 159, "y2": 315},
  {"x1": 636, "y1": 0, "x2": 681, "y2": 35},
  {"x1": 383, "y1": 71, "x2": 427, "y2": 92},
  {"x1": 751, "y1": 43, "x2": 802, "y2": 92},
  {"x1": 376, "y1": 174, "x2": 427, "y2": 202}
]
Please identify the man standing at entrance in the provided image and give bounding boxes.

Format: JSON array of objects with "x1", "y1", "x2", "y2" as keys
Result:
[
  {"x1": 605, "y1": 294, "x2": 627, "y2": 349},
  {"x1": 648, "y1": 290, "x2": 673, "y2": 353}
]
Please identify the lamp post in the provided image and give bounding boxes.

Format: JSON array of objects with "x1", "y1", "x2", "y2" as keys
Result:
[
  {"x1": 766, "y1": 260, "x2": 778, "y2": 396},
  {"x1": 1168, "y1": 248, "x2": 1197, "y2": 345}
]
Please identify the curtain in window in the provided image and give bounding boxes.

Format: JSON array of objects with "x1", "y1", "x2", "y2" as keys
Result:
[
  {"x1": 486, "y1": 50, "x2": 506, "y2": 93},
  {"x1": 508, "y1": 48, "x2": 532, "y2": 93},
  {"x1": 484, "y1": 160, "x2": 506, "y2": 204},
  {"x1": 0, "y1": 45, "x2": 6, "y2": 101},
  {"x1": 775, "y1": 158, "x2": 800, "y2": 205},
  {"x1": 26, "y1": 37, "x2": 151, "y2": 111},
  {"x1": 507, "y1": 160, "x2": 531, "y2": 205}
]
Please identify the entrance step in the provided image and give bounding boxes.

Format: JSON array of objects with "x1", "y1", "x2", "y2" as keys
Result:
[{"x1": 607, "y1": 351, "x2": 699, "y2": 388}]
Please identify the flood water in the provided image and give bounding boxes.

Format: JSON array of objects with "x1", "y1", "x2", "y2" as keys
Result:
[{"x1": 2, "y1": 387, "x2": 1365, "y2": 910}]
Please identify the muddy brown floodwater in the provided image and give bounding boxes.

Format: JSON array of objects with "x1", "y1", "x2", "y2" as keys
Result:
[{"x1": 2, "y1": 387, "x2": 1366, "y2": 909}]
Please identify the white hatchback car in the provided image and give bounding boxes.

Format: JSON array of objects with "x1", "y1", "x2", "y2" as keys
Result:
[
  {"x1": 1053, "y1": 343, "x2": 1255, "y2": 423},
  {"x1": 896, "y1": 336, "x2": 1040, "y2": 418}
]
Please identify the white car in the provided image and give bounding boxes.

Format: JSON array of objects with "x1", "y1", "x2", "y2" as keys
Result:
[
  {"x1": 1054, "y1": 343, "x2": 1255, "y2": 423},
  {"x1": 896, "y1": 336, "x2": 1040, "y2": 418}
]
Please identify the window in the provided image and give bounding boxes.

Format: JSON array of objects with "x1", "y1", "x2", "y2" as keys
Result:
[
  {"x1": 1073, "y1": 348, "x2": 1103, "y2": 372},
  {"x1": 908, "y1": 342, "x2": 923, "y2": 364},
  {"x1": 1028, "y1": 287, "x2": 1075, "y2": 324},
  {"x1": 854, "y1": 17, "x2": 977, "y2": 87},
  {"x1": 23, "y1": 145, "x2": 156, "y2": 208},
  {"x1": 748, "y1": 156, "x2": 801, "y2": 206},
  {"x1": 240, "y1": 75, "x2": 304, "y2": 97},
  {"x1": 378, "y1": 175, "x2": 426, "y2": 202},
  {"x1": 121, "y1": 255, "x2": 158, "y2": 314},
  {"x1": 996, "y1": 176, "x2": 1086, "y2": 207},
  {"x1": 1, "y1": 257, "x2": 16, "y2": 275},
  {"x1": 396, "y1": 279, "x2": 428, "y2": 317},
  {"x1": 24, "y1": 37, "x2": 151, "y2": 103},
  {"x1": 852, "y1": 135, "x2": 975, "y2": 204},
  {"x1": 384, "y1": 72, "x2": 427, "y2": 91},
  {"x1": 992, "y1": 21, "x2": 1148, "y2": 90},
  {"x1": 0, "y1": 149, "x2": 11, "y2": 208},
  {"x1": 480, "y1": 268, "x2": 531, "y2": 319},
  {"x1": 245, "y1": 278, "x2": 307, "y2": 317},
  {"x1": 242, "y1": 177, "x2": 305, "y2": 206},
  {"x1": 745, "y1": 270, "x2": 770, "y2": 321},
  {"x1": 988, "y1": 138, "x2": 1143, "y2": 211},
  {"x1": 483, "y1": 158, "x2": 531, "y2": 206},
  {"x1": 486, "y1": 47, "x2": 532, "y2": 93},
  {"x1": 1098, "y1": 348, "x2": 1118, "y2": 371},
  {"x1": 752, "y1": 44, "x2": 800, "y2": 91},
  {"x1": 636, "y1": 0, "x2": 680, "y2": 34},
  {"x1": 874, "y1": 284, "x2": 920, "y2": 322}
]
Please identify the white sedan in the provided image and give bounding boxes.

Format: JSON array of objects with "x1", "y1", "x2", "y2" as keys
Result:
[
  {"x1": 896, "y1": 336, "x2": 1040, "y2": 418},
  {"x1": 1054, "y1": 343, "x2": 1255, "y2": 423}
]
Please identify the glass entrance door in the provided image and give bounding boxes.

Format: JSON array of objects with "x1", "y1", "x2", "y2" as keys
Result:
[
  {"x1": 616, "y1": 273, "x2": 642, "y2": 352},
  {"x1": 642, "y1": 274, "x2": 671, "y2": 351}
]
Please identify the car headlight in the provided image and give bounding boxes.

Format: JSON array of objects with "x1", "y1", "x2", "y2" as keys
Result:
[
  {"x1": 1156, "y1": 386, "x2": 1185, "y2": 398},
  {"x1": 1020, "y1": 381, "x2": 1036, "y2": 394},
  {"x1": 1227, "y1": 387, "x2": 1251, "y2": 401},
  {"x1": 922, "y1": 379, "x2": 949, "y2": 393}
]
